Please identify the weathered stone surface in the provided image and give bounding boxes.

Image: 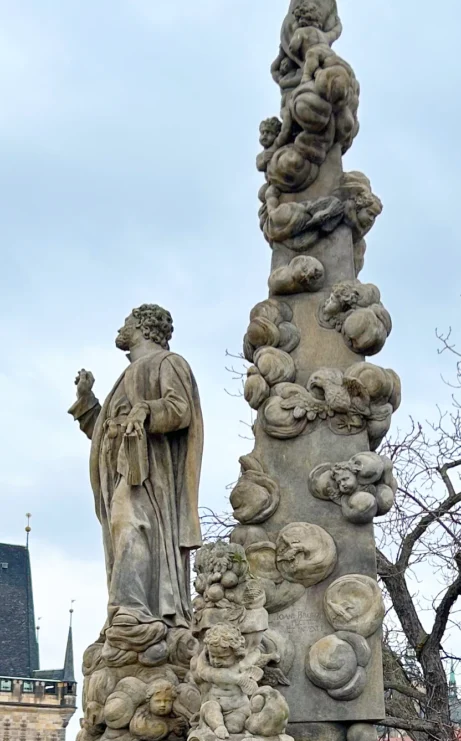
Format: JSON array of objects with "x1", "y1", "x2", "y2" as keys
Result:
[
  {"x1": 309, "y1": 452, "x2": 396, "y2": 524},
  {"x1": 228, "y1": 0, "x2": 395, "y2": 730},
  {"x1": 189, "y1": 543, "x2": 295, "y2": 741},
  {"x1": 69, "y1": 305, "x2": 204, "y2": 741}
]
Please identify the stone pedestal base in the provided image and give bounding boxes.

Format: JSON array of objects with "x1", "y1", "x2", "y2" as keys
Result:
[{"x1": 287, "y1": 722, "x2": 377, "y2": 741}]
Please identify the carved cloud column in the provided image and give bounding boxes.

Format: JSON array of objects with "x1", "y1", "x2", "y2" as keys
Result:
[{"x1": 229, "y1": 2, "x2": 400, "y2": 740}]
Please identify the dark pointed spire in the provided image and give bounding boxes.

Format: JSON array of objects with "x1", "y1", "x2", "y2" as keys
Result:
[
  {"x1": 63, "y1": 603, "x2": 75, "y2": 682},
  {"x1": 63, "y1": 627, "x2": 75, "y2": 682}
]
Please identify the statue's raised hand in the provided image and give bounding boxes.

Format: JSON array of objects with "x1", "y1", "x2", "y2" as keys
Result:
[{"x1": 75, "y1": 369, "x2": 95, "y2": 398}]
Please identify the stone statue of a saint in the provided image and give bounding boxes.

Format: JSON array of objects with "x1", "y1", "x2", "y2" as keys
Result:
[{"x1": 69, "y1": 304, "x2": 203, "y2": 664}]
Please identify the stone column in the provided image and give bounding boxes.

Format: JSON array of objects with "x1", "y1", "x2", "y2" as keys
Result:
[{"x1": 229, "y1": 3, "x2": 400, "y2": 740}]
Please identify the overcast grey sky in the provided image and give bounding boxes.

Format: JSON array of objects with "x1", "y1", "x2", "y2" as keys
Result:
[{"x1": 0, "y1": 0, "x2": 460, "y2": 734}]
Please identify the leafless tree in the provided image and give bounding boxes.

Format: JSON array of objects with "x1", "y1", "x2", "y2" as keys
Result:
[
  {"x1": 203, "y1": 334, "x2": 461, "y2": 741},
  {"x1": 376, "y1": 331, "x2": 461, "y2": 741}
]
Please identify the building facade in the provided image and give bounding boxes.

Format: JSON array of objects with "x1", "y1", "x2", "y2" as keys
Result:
[{"x1": 0, "y1": 544, "x2": 77, "y2": 741}]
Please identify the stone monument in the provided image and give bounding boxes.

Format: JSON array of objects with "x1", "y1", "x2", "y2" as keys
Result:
[
  {"x1": 70, "y1": 3, "x2": 396, "y2": 740},
  {"x1": 69, "y1": 304, "x2": 204, "y2": 741},
  {"x1": 228, "y1": 2, "x2": 398, "y2": 740},
  {"x1": 189, "y1": 541, "x2": 294, "y2": 741}
]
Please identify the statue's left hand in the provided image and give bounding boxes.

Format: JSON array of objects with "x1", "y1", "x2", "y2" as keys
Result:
[{"x1": 123, "y1": 403, "x2": 149, "y2": 439}]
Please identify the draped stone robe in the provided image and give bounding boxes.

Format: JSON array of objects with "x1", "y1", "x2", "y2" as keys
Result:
[{"x1": 69, "y1": 349, "x2": 203, "y2": 630}]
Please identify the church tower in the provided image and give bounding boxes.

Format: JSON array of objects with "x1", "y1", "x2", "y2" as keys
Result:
[{"x1": 0, "y1": 534, "x2": 77, "y2": 741}]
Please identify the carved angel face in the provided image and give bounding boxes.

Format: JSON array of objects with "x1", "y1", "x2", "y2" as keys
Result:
[
  {"x1": 208, "y1": 643, "x2": 237, "y2": 669},
  {"x1": 333, "y1": 468, "x2": 357, "y2": 495},
  {"x1": 357, "y1": 205, "x2": 377, "y2": 235},
  {"x1": 323, "y1": 285, "x2": 359, "y2": 319},
  {"x1": 260, "y1": 127, "x2": 277, "y2": 149},
  {"x1": 354, "y1": 194, "x2": 382, "y2": 237},
  {"x1": 323, "y1": 293, "x2": 342, "y2": 318},
  {"x1": 259, "y1": 118, "x2": 282, "y2": 149},
  {"x1": 293, "y1": 1, "x2": 323, "y2": 28},
  {"x1": 149, "y1": 683, "x2": 175, "y2": 717},
  {"x1": 279, "y1": 56, "x2": 297, "y2": 76}
]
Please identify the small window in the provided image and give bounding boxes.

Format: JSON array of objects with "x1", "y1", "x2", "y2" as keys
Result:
[
  {"x1": 22, "y1": 681, "x2": 34, "y2": 693},
  {"x1": 44, "y1": 684, "x2": 56, "y2": 695},
  {"x1": 1, "y1": 563, "x2": 8, "y2": 569},
  {"x1": 0, "y1": 680, "x2": 12, "y2": 691}
]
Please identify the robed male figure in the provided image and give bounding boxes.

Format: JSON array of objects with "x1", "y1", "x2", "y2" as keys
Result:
[{"x1": 69, "y1": 304, "x2": 203, "y2": 659}]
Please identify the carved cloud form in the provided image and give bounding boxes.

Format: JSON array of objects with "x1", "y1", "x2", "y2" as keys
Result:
[
  {"x1": 324, "y1": 575, "x2": 385, "y2": 637},
  {"x1": 318, "y1": 279, "x2": 392, "y2": 356},
  {"x1": 275, "y1": 521, "x2": 337, "y2": 587},
  {"x1": 259, "y1": 363, "x2": 401, "y2": 451},
  {"x1": 230, "y1": 454, "x2": 281, "y2": 525},
  {"x1": 306, "y1": 631, "x2": 371, "y2": 701}
]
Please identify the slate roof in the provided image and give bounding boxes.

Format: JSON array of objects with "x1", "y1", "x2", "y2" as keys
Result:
[
  {"x1": 0, "y1": 543, "x2": 39, "y2": 677},
  {"x1": 33, "y1": 626, "x2": 75, "y2": 682}
]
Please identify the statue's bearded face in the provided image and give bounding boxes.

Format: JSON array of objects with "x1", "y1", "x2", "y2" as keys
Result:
[{"x1": 115, "y1": 314, "x2": 136, "y2": 351}]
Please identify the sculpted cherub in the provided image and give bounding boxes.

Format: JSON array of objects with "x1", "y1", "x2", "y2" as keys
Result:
[
  {"x1": 318, "y1": 280, "x2": 392, "y2": 356},
  {"x1": 280, "y1": 1, "x2": 343, "y2": 68},
  {"x1": 192, "y1": 624, "x2": 265, "y2": 740},
  {"x1": 256, "y1": 118, "x2": 282, "y2": 174},
  {"x1": 320, "y1": 281, "x2": 361, "y2": 328},
  {"x1": 130, "y1": 679, "x2": 187, "y2": 741},
  {"x1": 289, "y1": 3, "x2": 330, "y2": 65},
  {"x1": 309, "y1": 452, "x2": 397, "y2": 524},
  {"x1": 270, "y1": 52, "x2": 303, "y2": 109},
  {"x1": 269, "y1": 255, "x2": 325, "y2": 296},
  {"x1": 334, "y1": 172, "x2": 383, "y2": 275}
]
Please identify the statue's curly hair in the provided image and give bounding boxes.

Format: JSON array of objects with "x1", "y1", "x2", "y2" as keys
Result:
[
  {"x1": 330, "y1": 283, "x2": 360, "y2": 309},
  {"x1": 260, "y1": 117, "x2": 282, "y2": 136},
  {"x1": 204, "y1": 623, "x2": 246, "y2": 660},
  {"x1": 293, "y1": 1, "x2": 323, "y2": 28},
  {"x1": 146, "y1": 678, "x2": 177, "y2": 700},
  {"x1": 132, "y1": 304, "x2": 174, "y2": 349},
  {"x1": 332, "y1": 461, "x2": 359, "y2": 478}
]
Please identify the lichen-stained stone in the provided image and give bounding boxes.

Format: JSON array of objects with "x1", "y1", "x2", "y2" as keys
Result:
[{"x1": 228, "y1": 0, "x2": 397, "y2": 731}]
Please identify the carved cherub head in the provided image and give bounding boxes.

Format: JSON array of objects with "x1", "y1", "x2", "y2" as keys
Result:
[
  {"x1": 293, "y1": 1, "x2": 323, "y2": 28},
  {"x1": 204, "y1": 624, "x2": 246, "y2": 669},
  {"x1": 336, "y1": 172, "x2": 383, "y2": 241},
  {"x1": 331, "y1": 462, "x2": 358, "y2": 495},
  {"x1": 354, "y1": 193, "x2": 383, "y2": 237},
  {"x1": 147, "y1": 679, "x2": 177, "y2": 717},
  {"x1": 323, "y1": 282, "x2": 360, "y2": 320},
  {"x1": 279, "y1": 56, "x2": 297, "y2": 77},
  {"x1": 115, "y1": 304, "x2": 174, "y2": 352},
  {"x1": 259, "y1": 117, "x2": 282, "y2": 149}
]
